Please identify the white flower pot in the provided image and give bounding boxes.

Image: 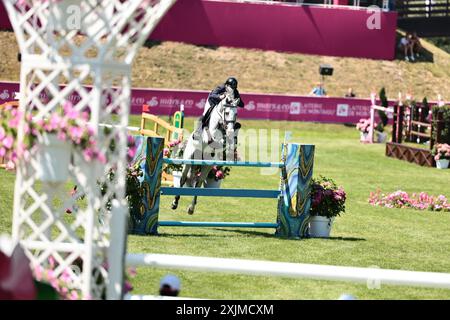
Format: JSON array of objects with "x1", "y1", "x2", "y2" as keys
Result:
[
  {"x1": 359, "y1": 132, "x2": 369, "y2": 142},
  {"x1": 308, "y1": 216, "x2": 334, "y2": 238},
  {"x1": 173, "y1": 171, "x2": 182, "y2": 188},
  {"x1": 204, "y1": 178, "x2": 222, "y2": 189},
  {"x1": 377, "y1": 132, "x2": 387, "y2": 143},
  {"x1": 436, "y1": 159, "x2": 449, "y2": 169},
  {"x1": 36, "y1": 134, "x2": 72, "y2": 183}
]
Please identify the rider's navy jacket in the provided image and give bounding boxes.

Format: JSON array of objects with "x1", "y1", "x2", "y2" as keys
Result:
[{"x1": 207, "y1": 85, "x2": 245, "y2": 108}]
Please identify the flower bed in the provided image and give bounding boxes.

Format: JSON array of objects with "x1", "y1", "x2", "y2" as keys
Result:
[{"x1": 369, "y1": 190, "x2": 450, "y2": 212}]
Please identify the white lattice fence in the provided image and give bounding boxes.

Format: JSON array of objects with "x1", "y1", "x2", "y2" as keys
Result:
[{"x1": 3, "y1": 0, "x2": 177, "y2": 299}]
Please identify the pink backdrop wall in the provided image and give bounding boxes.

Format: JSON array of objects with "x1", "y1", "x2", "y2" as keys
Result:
[
  {"x1": 0, "y1": 1, "x2": 10, "y2": 30},
  {"x1": 0, "y1": 1, "x2": 397, "y2": 60},
  {"x1": 151, "y1": 0, "x2": 398, "y2": 60}
]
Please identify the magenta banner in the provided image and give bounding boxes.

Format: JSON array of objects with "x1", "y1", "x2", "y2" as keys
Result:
[
  {"x1": 136, "y1": 88, "x2": 380, "y2": 124},
  {"x1": 151, "y1": 0, "x2": 398, "y2": 60},
  {"x1": 1, "y1": 1, "x2": 397, "y2": 60},
  {"x1": 0, "y1": 81, "x2": 385, "y2": 124}
]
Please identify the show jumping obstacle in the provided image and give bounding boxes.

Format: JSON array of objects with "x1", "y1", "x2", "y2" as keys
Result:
[
  {"x1": 128, "y1": 137, "x2": 315, "y2": 239},
  {"x1": 385, "y1": 94, "x2": 448, "y2": 167},
  {"x1": 140, "y1": 104, "x2": 184, "y2": 186}
]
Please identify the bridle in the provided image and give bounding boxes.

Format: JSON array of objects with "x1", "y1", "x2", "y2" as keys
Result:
[{"x1": 215, "y1": 95, "x2": 238, "y2": 129}]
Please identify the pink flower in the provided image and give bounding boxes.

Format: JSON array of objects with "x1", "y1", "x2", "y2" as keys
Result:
[
  {"x1": 49, "y1": 113, "x2": 62, "y2": 131},
  {"x1": 97, "y1": 152, "x2": 107, "y2": 164},
  {"x1": 2, "y1": 136, "x2": 14, "y2": 149},
  {"x1": 163, "y1": 148, "x2": 170, "y2": 157},
  {"x1": 127, "y1": 267, "x2": 137, "y2": 277},
  {"x1": 124, "y1": 281, "x2": 133, "y2": 293},
  {"x1": 215, "y1": 170, "x2": 224, "y2": 179},
  {"x1": 0, "y1": 127, "x2": 5, "y2": 140},
  {"x1": 168, "y1": 140, "x2": 180, "y2": 148},
  {"x1": 57, "y1": 131, "x2": 67, "y2": 141},
  {"x1": 83, "y1": 148, "x2": 94, "y2": 162},
  {"x1": 69, "y1": 290, "x2": 79, "y2": 300},
  {"x1": 64, "y1": 105, "x2": 79, "y2": 120},
  {"x1": 69, "y1": 127, "x2": 84, "y2": 143},
  {"x1": 81, "y1": 111, "x2": 90, "y2": 121}
]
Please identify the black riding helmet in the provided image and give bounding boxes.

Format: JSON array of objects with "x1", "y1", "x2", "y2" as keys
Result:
[{"x1": 225, "y1": 77, "x2": 238, "y2": 89}]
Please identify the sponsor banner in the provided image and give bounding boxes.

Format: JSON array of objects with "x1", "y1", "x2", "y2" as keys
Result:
[
  {"x1": 137, "y1": 88, "x2": 380, "y2": 123},
  {"x1": 2, "y1": 81, "x2": 444, "y2": 124}
]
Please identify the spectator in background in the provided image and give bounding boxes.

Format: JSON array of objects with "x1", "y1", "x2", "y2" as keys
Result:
[
  {"x1": 345, "y1": 88, "x2": 356, "y2": 98},
  {"x1": 411, "y1": 32, "x2": 422, "y2": 58},
  {"x1": 159, "y1": 274, "x2": 181, "y2": 297},
  {"x1": 399, "y1": 33, "x2": 415, "y2": 62},
  {"x1": 309, "y1": 82, "x2": 326, "y2": 97}
]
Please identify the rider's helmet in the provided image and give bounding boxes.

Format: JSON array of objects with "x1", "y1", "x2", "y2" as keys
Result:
[{"x1": 225, "y1": 77, "x2": 238, "y2": 90}]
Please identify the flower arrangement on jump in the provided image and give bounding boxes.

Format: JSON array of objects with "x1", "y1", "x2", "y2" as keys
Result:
[
  {"x1": 310, "y1": 176, "x2": 346, "y2": 218},
  {"x1": 369, "y1": 190, "x2": 450, "y2": 212},
  {"x1": 432, "y1": 143, "x2": 450, "y2": 161},
  {"x1": 207, "y1": 165, "x2": 231, "y2": 182},
  {"x1": 0, "y1": 101, "x2": 107, "y2": 170},
  {"x1": 356, "y1": 118, "x2": 374, "y2": 135},
  {"x1": 162, "y1": 139, "x2": 185, "y2": 174}
]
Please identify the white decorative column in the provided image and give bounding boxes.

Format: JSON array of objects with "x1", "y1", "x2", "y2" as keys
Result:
[{"x1": 3, "y1": 0, "x2": 177, "y2": 299}]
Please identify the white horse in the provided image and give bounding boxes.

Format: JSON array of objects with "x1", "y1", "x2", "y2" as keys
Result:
[{"x1": 171, "y1": 90, "x2": 241, "y2": 214}]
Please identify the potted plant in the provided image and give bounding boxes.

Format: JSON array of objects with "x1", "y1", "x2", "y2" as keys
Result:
[
  {"x1": 204, "y1": 166, "x2": 231, "y2": 188},
  {"x1": 162, "y1": 139, "x2": 184, "y2": 187},
  {"x1": 308, "y1": 176, "x2": 346, "y2": 238},
  {"x1": 432, "y1": 143, "x2": 450, "y2": 169},
  {"x1": 356, "y1": 118, "x2": 374, "y2": 142},
  {"x1": 0, "y1": 101, "x2": 107, "y2": 183}
]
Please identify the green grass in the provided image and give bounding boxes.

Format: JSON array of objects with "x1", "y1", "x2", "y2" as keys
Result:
[{"x1": 1, "y1": 116, "x2": 450, "y2": 299}]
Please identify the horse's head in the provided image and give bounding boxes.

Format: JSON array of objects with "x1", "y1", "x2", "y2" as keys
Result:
[{"x1": 221, "y1": 90, "x2": 240, "y2": 137}]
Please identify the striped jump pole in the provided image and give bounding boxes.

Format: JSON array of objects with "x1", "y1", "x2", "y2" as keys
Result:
[{"x1": 128, "y1": 136, "x2": 315, "y2": 239}]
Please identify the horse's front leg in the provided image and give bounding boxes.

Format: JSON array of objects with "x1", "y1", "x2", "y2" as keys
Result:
[{"x1": 187, "y1": 166, "x2": 212, "y2": 215}]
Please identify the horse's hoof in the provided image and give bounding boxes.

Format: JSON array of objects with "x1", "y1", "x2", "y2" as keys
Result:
[
  {"x1": 171, "y1": 202, "x2": 178, "y2": 210},
  {"x1": 187, "y1": 207, "x2": 194, "y2": 215}
]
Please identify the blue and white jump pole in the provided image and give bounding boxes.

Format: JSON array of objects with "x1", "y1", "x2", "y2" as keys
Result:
[{"x1": 129, "y1": 137, "x2": 315, "y2": 239}]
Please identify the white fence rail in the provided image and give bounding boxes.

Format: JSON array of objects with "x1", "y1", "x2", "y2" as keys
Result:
[{"x1": 126, "y1": 253, "x2": 450, "y2": 290}]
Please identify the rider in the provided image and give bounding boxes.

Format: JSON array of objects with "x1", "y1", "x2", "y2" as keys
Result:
[{"x1": 201, "y1": 77, "x2": 245, "y2": 128}]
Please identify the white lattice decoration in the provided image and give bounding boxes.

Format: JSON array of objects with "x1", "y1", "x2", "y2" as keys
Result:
[{"x1": 3, "y1": 0, "x2": 177, "y2": 299}]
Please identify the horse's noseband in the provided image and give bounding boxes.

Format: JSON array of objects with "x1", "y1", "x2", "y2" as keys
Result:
[{"x1": 223, "y1": 104, "x2": 237, "y2": 125}]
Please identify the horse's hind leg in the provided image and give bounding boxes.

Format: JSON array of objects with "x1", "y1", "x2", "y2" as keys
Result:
[
  {"x1": 171, "y1": 165, "x2": 189, "y2": 210},
  {"x1": 187, "y1": 173, "x2": 201, "y2": 215},
  {"x1": 187, "y1": 165, "x2": 212, "y2": 215},
  {"x1": 187, "y1": 179, "x2": 202, "y2": 215},
  {"x1": 187, "y1": 195, "x2": 197, "y2": 215}
]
